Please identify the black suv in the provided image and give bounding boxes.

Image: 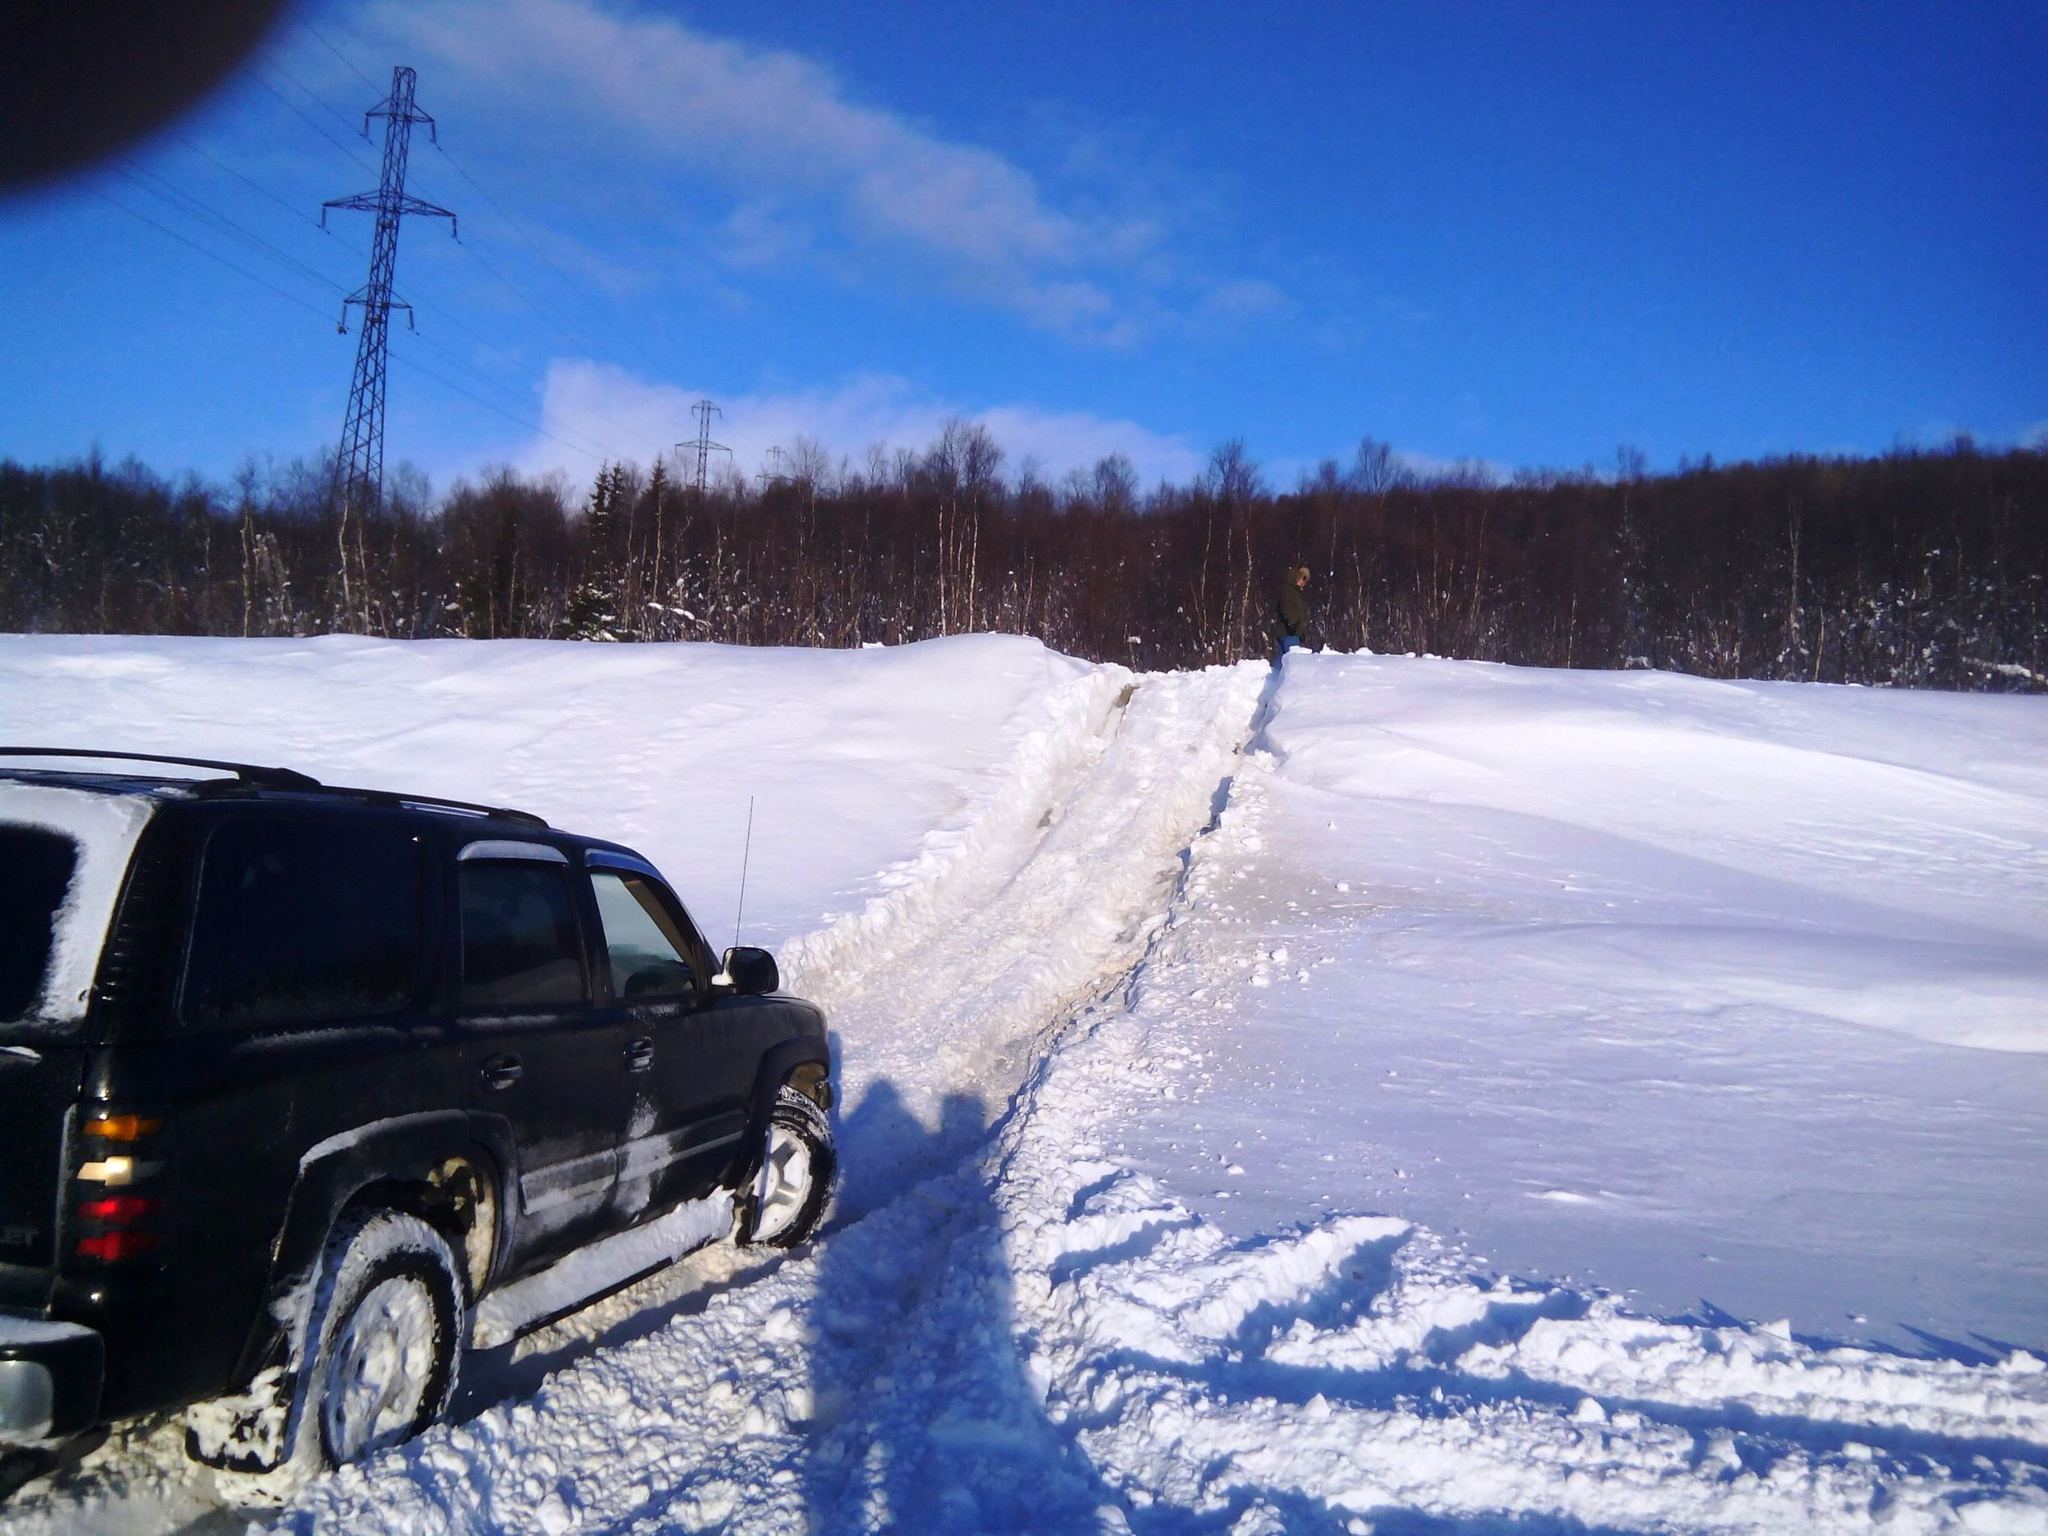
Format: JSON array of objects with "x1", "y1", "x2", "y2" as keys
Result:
[{"x1": 0, "y1": 750, "x2": 834, "y2": 1496}]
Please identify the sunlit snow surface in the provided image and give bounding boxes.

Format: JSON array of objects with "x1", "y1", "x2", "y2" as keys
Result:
[{"x1": 1, "y1": 636, "x2": 2043, "y2": 1535}]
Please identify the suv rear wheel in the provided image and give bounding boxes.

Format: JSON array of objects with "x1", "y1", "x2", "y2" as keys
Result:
[
  {"x1": 248, "y1": 1210, "x2": 465, "y2": 1498},
  {"x1": 736, "y1": 1086, "x2": 835, "y2": 1248},
  {"x1": 310, "y1": 1211, "x2": 464, "y2": 1467}
]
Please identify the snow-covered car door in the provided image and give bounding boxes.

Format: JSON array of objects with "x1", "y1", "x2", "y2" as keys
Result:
[
  {"x1": 584, "y1": 856, "x2": 746, "y2": 1217},
  {"x1": 454, "y1": 844, "x2": 627, "y2": 1272}
]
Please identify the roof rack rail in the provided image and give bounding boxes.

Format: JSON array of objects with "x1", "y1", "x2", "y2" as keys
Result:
[
  {"x1": 0, "y1": 748, "x2": 549, "y2": 828},
  {"x1": 323, "y1": 784, "x2": 550, "y2": 830},
  {"x1": 0, "y1": 747, "x2": 321, "y2": 789}
]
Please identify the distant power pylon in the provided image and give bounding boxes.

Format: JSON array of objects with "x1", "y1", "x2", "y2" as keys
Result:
[
  {"x1": 676, "y1": 399, "x2": 731, "y2": 496},
  {"x1": 756, "y1": 444, "x2": 791, "y2": 489},
  {"x1": 322, "y1": 65, "x2": 456, "y2": 615}
]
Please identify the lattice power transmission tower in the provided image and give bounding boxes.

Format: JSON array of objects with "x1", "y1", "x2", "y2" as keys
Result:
[
  {"x1": 677, "y1": 398, "x2": 730, "y2": 496},
  {"x1": 322, "y1": 65, "x2": 456, "y2": 616}
]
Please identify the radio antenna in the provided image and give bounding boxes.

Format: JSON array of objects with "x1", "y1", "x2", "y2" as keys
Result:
[{"x1": 731, "y1": 796, "x2": 755, "y2": 952}]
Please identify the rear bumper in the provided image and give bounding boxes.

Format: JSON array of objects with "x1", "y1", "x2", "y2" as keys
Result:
[{"x1": 0, "y1": 1315, "x2": 102, "y2": 1444}]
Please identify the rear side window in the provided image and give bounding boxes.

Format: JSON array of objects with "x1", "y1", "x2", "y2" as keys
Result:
[
  {"x1": 459, "y1": 862, "x2": 587, "y2": 1009},
  {"x1": 185, "y1": 820, "x2": 423, "y2": 1030},
  {"x1": 0, "y1": 828, "x2": 76, "y2": 1022}
]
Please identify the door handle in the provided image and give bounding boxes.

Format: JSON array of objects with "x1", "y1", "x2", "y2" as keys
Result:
[
  {"x1": 481, "y1": 1053, "x2": 524, "y2": 1090},
  {"x1": 625, "y1": 1036, "x2": 655, "y2": 1073}
]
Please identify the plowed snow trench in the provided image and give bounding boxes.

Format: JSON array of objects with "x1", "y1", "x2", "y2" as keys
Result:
[{"x1": 256, "y1": 663, "x2": 1275, "y2": 1534}]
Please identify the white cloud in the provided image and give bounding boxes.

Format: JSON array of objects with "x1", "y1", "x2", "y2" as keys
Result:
[
  {"x1": 521, "y1": 360, "x2": 1203, "y2": 488},
  {"x1": 1197, "y1": 278, "x2": 1295, "y2": 323},
  {"x1": 378, "y1": 0, "x2": 1171, "y2": 341}
]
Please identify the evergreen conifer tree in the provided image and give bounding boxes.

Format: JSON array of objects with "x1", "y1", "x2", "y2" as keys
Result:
[{"x1": 562, "y1": 463, "x2": 624, "y2": 641}]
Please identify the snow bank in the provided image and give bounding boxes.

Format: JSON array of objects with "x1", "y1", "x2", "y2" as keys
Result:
[{"x1": 0, "y1": 632, "x2": 1091, "y2": 954}]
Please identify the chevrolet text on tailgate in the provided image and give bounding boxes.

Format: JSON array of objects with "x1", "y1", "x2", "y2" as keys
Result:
[{"x1": 0, "y1": 749, "x2": 835, "y2": 1500}]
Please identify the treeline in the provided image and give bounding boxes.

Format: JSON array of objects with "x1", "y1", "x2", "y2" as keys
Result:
[{"x1": 2, "y1": 430, "x2": 2043, "y2": 691}]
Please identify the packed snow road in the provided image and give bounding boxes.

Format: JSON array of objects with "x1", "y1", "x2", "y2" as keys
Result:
[{"x1": 1, "y1": 635, "x2": 2044, "y2": 1534}]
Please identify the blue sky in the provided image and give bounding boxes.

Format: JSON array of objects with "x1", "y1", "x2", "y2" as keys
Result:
[{"x1": 1, "y1": 0, "x2": 2042, "y2": 495}]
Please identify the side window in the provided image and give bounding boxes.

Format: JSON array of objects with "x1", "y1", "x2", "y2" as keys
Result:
[
  {"x1": 185, "y1": 819, "x2": 422, "y2": 1030},
  {"x1": 0, "y1": 827, "x2": 76, "y2": 1023},
  {"x1": 459, "y1": 862, "x2": 587, "y2": 1010},
  {"x1": 591, "y1": 871, "x2": 697, "y2": 1000}
]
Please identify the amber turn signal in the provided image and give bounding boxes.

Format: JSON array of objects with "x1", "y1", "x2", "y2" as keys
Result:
[{"x1": 84, "y1": 1115, "x2": 164, "y2": 1141}]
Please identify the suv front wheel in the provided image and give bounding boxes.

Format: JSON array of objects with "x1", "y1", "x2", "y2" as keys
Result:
[{"x1": 736, "y1": 1086, "x2": 835, "y2": 1248}]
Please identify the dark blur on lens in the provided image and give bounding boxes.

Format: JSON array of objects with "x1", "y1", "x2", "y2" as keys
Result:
[{"x1": 1, "y1": 0, "x2": 291, "y2": 194}]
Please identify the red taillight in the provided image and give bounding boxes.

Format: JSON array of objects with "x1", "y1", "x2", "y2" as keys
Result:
[
  {"x1": 76, "y1": 1231, "x2": 161, "y2": 1262},
  {"x1": 72, "y1": 1107, "x2": 169, "y2": 1264},
  {"x1": 77, "y1": 1195, "x2": 158, "y2": 1225}
]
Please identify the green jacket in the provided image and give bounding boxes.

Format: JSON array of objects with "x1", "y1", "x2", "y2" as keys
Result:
[{"x1": 1275, "y1": 580, "x2": 1307, "y2": 638}]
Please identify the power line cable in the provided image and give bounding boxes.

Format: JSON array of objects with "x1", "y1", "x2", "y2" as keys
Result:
[
  {"x1": 389, "y1": 285, "x2": 520, "y2": 363},
  {"x1": 428, "y1": 139, "x2": 672, "y2": 379},
  {"x1": 397, "y1": 326, "x2": 630, "y2": 463},
  {"x1": 294, "y1": 17, "x2": 385, "y2": 95},
  {"x1": 122, "y1": 153, "x2": 639, "y2": 463},
  {"x1": 440, "y1": 218, "x2": 616, "y2": 366},
  {"x1": 93, "y1": 183, "x2": 627, "y2": 469},
  {"x1": 428, "y1": 243, "x2": 659, "y2": 454},
  {"x1": 250, "y1": 69, "x2": 379, "y2": 177},
  {"x1": 387, "y1": 348, "x2": 616, "y2": 468},
  {"x1": 117, "y1": 160, "x2": 354, "y2": 300},
  {"x1": 107, "y1": 51, "x2": 651, "y2": 475},
  {"x1": 170, "y1": 129, "x2": 370, "y2": 262},
  {"x1": 393, "y1": 287, "x2": 649, "y2": 461},
  {"x1": 142, "y1": 146, "x2": 541, "y2": 398},
  {"x1": 431, "y1": 227, "x2": 676, "y2": 452},
  {"x1": 260, "y1": 20, "x2": 675, "y2": 455},
  {"x1": 89, "y1": 187, "x2": 335, "y2": 323},
  {"x1": 148, "y1": 145, "x2": 574, "y2": 391},
  {"x1": 265, "y1": 52, "x2": 378, "y2": 144},
  {"x1": 280, "y1": 23, "x2": 682, "y2": 416}
]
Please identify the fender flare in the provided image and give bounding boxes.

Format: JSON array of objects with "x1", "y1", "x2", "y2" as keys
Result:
[
  {"x1": 228, "y1": 1110, "x2": 518, "y2": 1389},
  {"x1": 739, "y1": 1036, "x2": 833, "y2": 1171}
]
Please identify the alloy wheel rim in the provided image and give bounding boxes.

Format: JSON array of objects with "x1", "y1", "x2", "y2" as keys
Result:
[
  {"x1": 752, "y1": 1124, "x2": 814, "y2": 1242},
  {"x1": 322, "y1": 1274, "x2": 438, "y2": 1463}
]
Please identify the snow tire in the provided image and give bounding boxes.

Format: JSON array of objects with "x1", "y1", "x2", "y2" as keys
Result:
[
  {"x1": 216, "y1": 1209, "x2": 466, "y2": 1502},
  {"x1": 735, "y1": 1085, "x2": 836, "y2": 1249}
]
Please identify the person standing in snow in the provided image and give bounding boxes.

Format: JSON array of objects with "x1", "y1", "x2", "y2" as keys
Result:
[{"x1": 1274, "y1": 565, "x2": 1310, "y2": 665}]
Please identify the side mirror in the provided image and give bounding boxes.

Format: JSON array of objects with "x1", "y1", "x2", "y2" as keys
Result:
[{"x1": 723, "y1": 946, "x2": 779, "y2": 996}]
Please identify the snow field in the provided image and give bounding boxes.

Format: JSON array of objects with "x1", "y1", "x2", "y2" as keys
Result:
[
  {"x1": 2, "y1": 636, "x2": 2044, "y2": 1533},
  {"x1": 1269, "y1": 657, "x2": 2048, "y2": 1052},
  {"x1": 1113, "y1": 653, "x2": 2048, "y2": 1349}
]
